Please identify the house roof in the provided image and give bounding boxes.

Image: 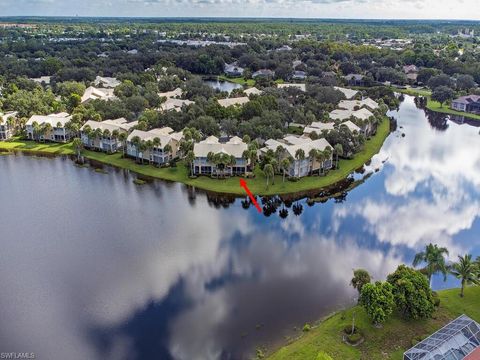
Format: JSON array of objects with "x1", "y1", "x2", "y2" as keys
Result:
[
  {"x1": 330, "y1": 108, "x2": 374, "y2": 121},
  {"x1": 244, "y1": 87, "x2": 263, "y2": 96},
  {"x1": 81, "y1": 86, "x2": 116, "y2": 103},
  {"x1": 160, "y1": 98, "x2": 195, "y2": 111},
  {"x1": 127, "y1": 128, "x2": 183, "y2": 148},
  {"x1": 340, "y1": 120, "x2": 361, "y2": 133},
  {"x1": 334, "y1": 86, "x2": 359, "y2": 99},
  {"x1": 338, "y1": 98, "x2": 379, "y2": 111},
  {"x1": 0, "y1": 111, "x2": 17, "y2": 125},
  {"x1": 80, "y1": 119, "x2": 132, "y2": 133},
  {"x1": 278, "y1": 83, "x2": 306, "y2": 92},
  {"x1": 403, "y1": 65, "x2": 418, "y2": 74},
  {"x1": 94, "y1": 76, "x2": 121, "y2": 88},
  {"x1": 261, "y1": 136, "x2": 332, "y2": 159},
  {"x1": 343, "y1": 74, "x2": 364, "y2": 81},
  {"x1": 452, "y1": 95, "x2": 480, "y2": 105},
  {"x1": 30, "y1": 76, "x2": 51, "y2": 84},
  {"x1": 193, "y1": 136, "x2": 248, "y2": 158},
  {"x1": 252, "y1": 69, "x2": 275, "y2": 78},
  {"x1": 158, "y1": 88, "x2": 183, "y2": 99},
  {"x1": 26, "y1": 113, "x2": 72, "y2": 127},
  {"x1": 217, "y1": 97, "x2": 250, "y2": 108},
  {"x1": 303, "y1": 122, "x2": 335, "y2": 135},
  {"x1": 404, "y1": 315, "x2": 480, "y2": 360}
]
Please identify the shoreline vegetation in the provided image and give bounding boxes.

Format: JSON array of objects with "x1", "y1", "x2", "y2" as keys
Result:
[
  {"x1": 0, "y1": 118, "x2": 390, "y2": 196},
  {"x1": 267, "y1": 286, "x2": 480, "y2": 360},
  {"x1": 396, "y1": 87, "x2": 480, "y2": 121}
]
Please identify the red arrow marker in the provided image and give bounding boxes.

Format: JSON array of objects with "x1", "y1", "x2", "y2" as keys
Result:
[{"x1": 240, "y1": 179, "x2": 262, "y2": 213}]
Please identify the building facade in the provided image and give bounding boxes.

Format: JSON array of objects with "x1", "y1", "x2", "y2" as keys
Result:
[
  {"x1": 193, "y1": 136, "x2": 249, "y2": 176},
  {"x1": 0, "y1": 112, "x2": 18, "y2": 141},
  {"x1": 80, "y1": 118, "x2": 135, "y2": 153},
  {"x1": 451, "y1": 95, "x2": 480, "y2": 114},
  {"x1": 126, "y1": 128, "x2": 183, "y2": 165},
  {"x1": 25, "y1": 113, "x2": 73, "y2": 142}
]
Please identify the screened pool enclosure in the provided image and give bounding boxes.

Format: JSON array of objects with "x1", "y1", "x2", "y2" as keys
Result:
[{"x1": 404, "y1": 315, "x2": 480, "y2": 360}]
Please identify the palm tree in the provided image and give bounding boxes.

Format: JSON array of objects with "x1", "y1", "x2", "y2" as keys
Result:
[
  {"x1": 130, "y1": 135, "x2": 142, "y2": 162},
  {"x1": 72, "y1": 138, "x2": 83, "y2": 160},
  {"x1": 242, "y1": 134, "x2": 251, "y2": 144},
  {"x1": 323, "y1": 147, "x2": 332, "y2": 172},
  {"x1": 281, "y1": 157, "x2": 291, "y2": 183},
  {"x1": 32, "y1": 121, "x2": 40, "y2": 140},
  {"x1": 269, "y1": 159, "x2": 278, "y2": 184},
  {"x1": 309, "y1": 148, "x2": 318, "y2": 175},
  {"x1": 164, "y1": 144, "x2": 172, "y2": 164},
  {"x1": 145, "y1": 140, "x2": 154, "y2": 163},
  {"x1": 249, "y1": 149, "x2": 257, "y2": 170},
  {"x1": 152, "y1": 137, "x2": 161, "y2": 150},
  {"x1": 138, "y1": 141, "x2": 147, "y2": 164},
  {"x1": 42, "y1": 123, "x2": 52, "y2": 142},
  {"x1": 263, "y1": 163, "x2": 274, "y2": 188},
  {"x1": 294, "y1": 148, "x2": 305, "y2": 178},
  {"x1": 413, "y1": 243, "x2": 449, "y2": 288},
  {"x1": 93, "y1": 128, "x2": 102, "y2": 148},
  {"x1": 450, "y1": 254, "x2": 479, "y2": 297},
  {"x1": 334, "y1": 144, "x2": 343, "y2": 169},
  {"x1": 111, "y1": 129, "x2": 120, "y2": 152},
  {"x1": 185, "y1": 150, "x2": 195, "y2": 175},
  {"x1": 207, "y1": 151, "x2": 216, "y2": 176},
  {"x1": 275, "y1": 145, "x2": 285, "y2": 164},
  {"x1": 118, "y1": 132, "x2": 127, "y2": 157},
  {"x1": 242, "y1": 150, "x2": 250, "y2": 172}
]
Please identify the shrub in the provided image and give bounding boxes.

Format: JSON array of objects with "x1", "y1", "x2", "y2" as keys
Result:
[
  {"x1": 343, "y1": 325, "x2": 358, "y2": 335},
  {"x1": 316, "y1": 351, "x2": 334, "y2": 360},
  {"x1": 302, "y1": 323, "x2": 311, "y2": 332},
  {"x1": 387, "y1": 265, "x2": 435, "y2": 319},
  {"x1": 359, "y1": 281, "x2": 395, "y2": 325},
  {"x1": 347, "y1": 332, "x2": 363, "y2": 345}
]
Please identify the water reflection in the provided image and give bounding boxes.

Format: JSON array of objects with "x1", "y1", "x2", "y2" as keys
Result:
[{"x1": 0, "y1": 95, "x2": 479, "y2": 360}]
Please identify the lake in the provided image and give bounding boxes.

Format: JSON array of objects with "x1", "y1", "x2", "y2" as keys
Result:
[
  {"x1": 204, "y1": 79, "x2": 244, "y2": 93},
  {"x1": 0, "y1": 96, "x2": 479, "y2": 360}
]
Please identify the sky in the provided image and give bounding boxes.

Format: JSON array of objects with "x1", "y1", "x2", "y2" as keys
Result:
[{"x1": 0, "y1": 0, "x2": 479, "y2": 19}]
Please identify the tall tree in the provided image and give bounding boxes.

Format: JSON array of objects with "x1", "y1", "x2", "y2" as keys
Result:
[
  {"x1": 450, "y1": 254, "x2": 479, "y2": 298},
  {"x1": 413, "y1": 243, "x2": 449, "y2": 288}
]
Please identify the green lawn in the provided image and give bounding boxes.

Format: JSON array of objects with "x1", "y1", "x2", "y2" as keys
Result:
[
  {"x1": 218, "y1": 75, "x2": 256, "y2": 86},
  {"x1": 0, "y1": 119, "x2": 389, "y2": 196},
  {"x1": 268, "y1": 286, "x2": 480, "y2": 360},
  {"x1": 396, "y1": 88, "x2": 480, "y2": 121},
  {"x1": 426, "y1": 100, "x2": 480, "y2": 121}
]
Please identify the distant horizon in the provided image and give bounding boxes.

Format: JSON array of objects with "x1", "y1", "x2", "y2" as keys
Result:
[
  {"x1": 0, "y1": 15, "x2": 479, "y2": 22},
  {"x1": 0, "y1": 0, "x2": 478, "y2": 21}
]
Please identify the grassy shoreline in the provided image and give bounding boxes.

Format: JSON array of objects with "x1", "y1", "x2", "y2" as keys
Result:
[
  {"x1": 0, "y1": 119, "x2": 390, "y2": 196},
  {"x1": 396, "y1": 88, "x2": 480, "y2": 121},
  {"x1": 268, "y1": 286, "x2": 480, "y2": 360}
]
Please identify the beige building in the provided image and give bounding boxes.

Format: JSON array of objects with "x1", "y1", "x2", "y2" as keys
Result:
[
  {"x1": 0, "y1": 111, "x2": 18, "y2": 140},
  {"x1": 193, "y1": 136, "x2": 249, "y2": 176},
  {"x1": 217, "y1": 97, "x2": 250, "y2": 108},
  {"x1": 261, "y1": 135, "x2": 333, "y2": 178},
  {"x1": 160, "y1": 98, "x2": 195, "y2": 112},
  {"x1": 81, "y1": 86, "x2": 116, "y2": 104},
  {"x1": 80, "y1": 118, "x2": 137, "y2": 153},
  {"x1": 126, "y1": 127, "x2": 183, "y2": 165},
  {"x1": 26, "y1": 113, "x2": 73, "y2": 142}
]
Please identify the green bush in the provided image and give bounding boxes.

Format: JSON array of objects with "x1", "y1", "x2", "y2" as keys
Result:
[
  {"x1": 432, "y1": 291, "x2": 441, "y2": 307},
  {"x1": 343, "y1": 325, "x2": 357, "y2": 335},
  {"x1": 347, "y1": 332, "x2": 363, "y2": 344},
  {"x1": 302, "y1": 323, "x2": 311, "y2": 332},
  {"x1": 316, "y1": 351, "x2": 334, "y2": 360},
  {"x1": 387, "y1": 265, "x2": 435, "y2": 320}
]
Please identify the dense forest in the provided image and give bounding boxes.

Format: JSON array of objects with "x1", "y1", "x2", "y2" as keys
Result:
[{"x1": 0, "y1": 19, "x2": 479, "y2": 142}]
